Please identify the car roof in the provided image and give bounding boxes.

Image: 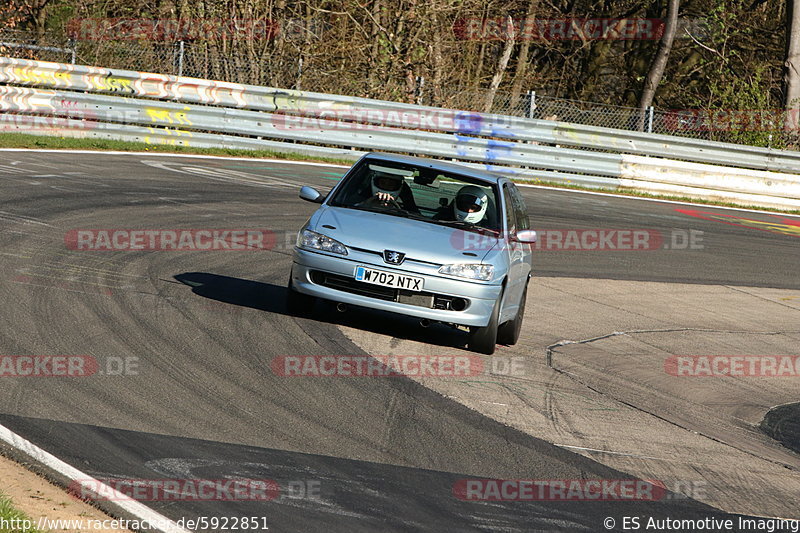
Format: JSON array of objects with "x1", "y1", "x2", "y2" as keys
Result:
[{"x1": 360, "y1": 152, "x2": 507, "y2": 186}]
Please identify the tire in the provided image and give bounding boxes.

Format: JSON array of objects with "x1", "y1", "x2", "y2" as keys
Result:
[
  {"x1": 497, "y1": 283, "x2": 527, "y2": 346},
  {"x1": 468, "y1": 294, "x2": 500, "y2": 355},
  {"x1": 286, "y1": 275, "x2": 316, "y2": 316}
]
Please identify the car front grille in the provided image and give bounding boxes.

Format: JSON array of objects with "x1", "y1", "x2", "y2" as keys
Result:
[
  {"x1": 309, "y1": 271, "x2": 469, "y2": 311},
  {"x1": 313, "y1": 271, "x2": 396, "y2": 301}
]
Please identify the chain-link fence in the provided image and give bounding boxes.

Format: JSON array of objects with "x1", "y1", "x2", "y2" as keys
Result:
[
  {"x1": 435, "y1": 89, "x2": 794, "y2": 148},
  {"x1": 0, "y1": 29, "x2": 76, "y2": 64},
  {"x1": 0, "y1": 28, "x2": 796, "y2": 149}
]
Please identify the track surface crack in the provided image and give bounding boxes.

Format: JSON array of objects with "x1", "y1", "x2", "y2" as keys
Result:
[{"x1": 545, "y1": 328, "x2": 800, "y2": 471}]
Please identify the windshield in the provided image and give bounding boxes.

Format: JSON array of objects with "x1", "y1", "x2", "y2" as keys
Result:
[{"x1": 328, "y1": 159, "x2": 501, "y2": 233}]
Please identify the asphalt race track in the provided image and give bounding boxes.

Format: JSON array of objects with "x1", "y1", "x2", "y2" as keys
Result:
[{"x1": 1, "y1": 151, "x2": 798, "y2": 532}]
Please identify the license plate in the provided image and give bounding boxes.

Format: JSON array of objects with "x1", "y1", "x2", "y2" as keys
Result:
[{"x1": 354, "y1": 266, "x2": 424, "y2": 292}]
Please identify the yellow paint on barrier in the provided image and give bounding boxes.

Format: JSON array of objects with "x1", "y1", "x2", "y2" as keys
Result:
[
  {"x1": 146, "y1": 108, "x2": 174, "y2": 124},
  {"x1": 54, "y1": 71, "x2": 71, "y2": 84},
  {"x1": 105, "y1": 77, "x2": 133, "y2": 93},
  {"x1": 175, "y1": 108, "x2": 192, "y2": 125},
  {"x1": 145, "y1": 108, "x2": 193, "y2": 127}
]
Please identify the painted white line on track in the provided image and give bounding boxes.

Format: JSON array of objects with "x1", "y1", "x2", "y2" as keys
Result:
[
  {"x1": 2, "y1": 148, "x2": 797, "y2": 217},
  {"x1": 0, "y1": 423, "x2": 190, "y2": 533},
  {"x1": 0, "y1": 148, "x2": 351, "y2": 168}
]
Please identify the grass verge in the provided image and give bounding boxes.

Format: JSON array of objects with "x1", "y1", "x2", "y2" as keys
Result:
[
  {"x1": 1, "y1": 133, "x2": 798, "y2": 215},
  {"x1": 0, "y1": 493, "x2": 40, "y2": 533}
]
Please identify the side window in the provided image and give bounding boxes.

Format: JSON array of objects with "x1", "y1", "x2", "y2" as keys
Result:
[
  {"x1": 509, "y1": 184, "x2": 530, "y2": 230},
  {"x1": 503, "y1": 184, "x2": 516, "y2": 234}
]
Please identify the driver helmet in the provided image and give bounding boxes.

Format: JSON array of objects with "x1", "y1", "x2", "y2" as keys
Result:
[
  {"x1": 454, "y1": 185, "x2": 489, "y2": 224},
  {"x1": 371, "y1": 172, "x2": 404, "y2": 199}
]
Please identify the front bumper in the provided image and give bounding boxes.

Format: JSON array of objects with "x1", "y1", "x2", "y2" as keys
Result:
[{"x1": 291, "y1": 248, "x2": 501, "y2": 327}]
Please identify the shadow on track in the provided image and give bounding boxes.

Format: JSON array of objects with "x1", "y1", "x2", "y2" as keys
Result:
[
  {"x1": 0, "y1": 415, "x2": 748, "y2": 533},
  {"x1": 174, "y1": 272, "x2": 472, "y2": 350}
]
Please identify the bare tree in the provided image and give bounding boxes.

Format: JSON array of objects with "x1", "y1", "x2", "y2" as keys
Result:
[
  {"x1": 484, "y1": 16, "x2": 516, "y2": 113},
  {"x1": 509, "y1": 0, "x2": 539, "y2": 109},
  {"x1": 637, "y1": 0, "x2": 680, "y2": 130},
  {"x1": 785, "y1": 0, "x2": 800, "y2": 130}
]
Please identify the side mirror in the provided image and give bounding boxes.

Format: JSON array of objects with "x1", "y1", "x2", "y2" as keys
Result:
[
  {"x1": 299, "y1": 186, "x2": 324, "y2": 204},
  {"x1": 516, "y1": 230, "x2": 537, "y2": 243}
]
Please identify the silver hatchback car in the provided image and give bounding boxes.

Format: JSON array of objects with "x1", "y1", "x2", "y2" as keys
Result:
[{"x1": 287, "y1": 153, "x2": 536, "y2": 354}]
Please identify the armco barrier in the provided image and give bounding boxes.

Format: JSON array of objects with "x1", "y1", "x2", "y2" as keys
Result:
[
  {"x1": 0, "y1": 85, "x2": 624, "y2": 177},
  {"x1": 1, "y1": 56, "x2": 799, "y2": 209},
  {"x1": 0, "y1": 112, "x2": 367, "y2": 161},
  {"x1": 4, "y1": 56, "x2": 800, "y2": 174}
]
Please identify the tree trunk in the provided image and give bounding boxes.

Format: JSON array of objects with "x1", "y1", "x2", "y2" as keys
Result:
[
  {"x1": 637, "y1": 0, "x2": 680, "y2": 130},
  {"x1": 483, "y1": 16, "x2": 516, "y2": 113},
  {"x1": 785, "y1": 0, "x2": 800, "y2": 131},
  {"x1": 509, "y1": 0, "x2": 540, "y2": 109},
  {"x1": 430, "y1": 13, "x2": 444, "y2": 107},
  {"x1": 368, "y1": 0, "x2": 383, "y2": 96}
]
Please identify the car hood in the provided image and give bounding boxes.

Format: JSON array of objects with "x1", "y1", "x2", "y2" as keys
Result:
[{"x1": 311, "y1": 206, "x2": 498, "y2": 265}]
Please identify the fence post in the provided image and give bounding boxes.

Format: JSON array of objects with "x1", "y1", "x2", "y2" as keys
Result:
[
  {"x1": 647, "y1": 106, "x2": 654, "y2": 133},
  {"x1": 297, "y1": 57, "x2": 304, "y2": 89},
  {"x1": 69, "y1": 39, "x2": 76, "y2": 64},
  {"x1": 528, "y1": 90, "x2": 536, "y2": 119},
  {"x1": 177, "y1": 40, "x2": 185, "y2": 77},
  {"x1": 415, "y1": 76, "x2": 424, "y2": 105}
]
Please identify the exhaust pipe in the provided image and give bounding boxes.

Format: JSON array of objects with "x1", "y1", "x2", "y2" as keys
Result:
[
  {"x1": 420, "y1": 318, "x2": 431, "y2": 328},
  {"x1": 336, "y1": 302, "x2": 348, "y2": 313}
]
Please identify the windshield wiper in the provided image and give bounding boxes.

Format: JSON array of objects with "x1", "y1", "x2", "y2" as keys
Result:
[
  {"x1": 430, "y1": 219, "x2": 500, "y2": 235},
  {"x1": 349, "y1": 204, "x2": 410, "y2": 218}
]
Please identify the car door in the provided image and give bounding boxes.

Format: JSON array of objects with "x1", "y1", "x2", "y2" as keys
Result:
[
  {"x1": 510, "y1": 183, "x2": 533, "y2": 284},
  {"x1": 501, "y1": 183, "x2": 526, "y2": 322}
]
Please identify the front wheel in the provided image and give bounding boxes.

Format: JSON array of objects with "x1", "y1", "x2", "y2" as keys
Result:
[
  {"x1": 286, "y1": 275, "x2": 316, "y2": 316},
  {"x1": 497, "y1": 284, "x2": 527, "y2": 346},
  {"x1": 468, "y1": 296, "x2": 500, "y2": 355}
]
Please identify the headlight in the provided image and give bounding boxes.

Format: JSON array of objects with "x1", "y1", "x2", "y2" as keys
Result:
[
  {"x1": 297, "y1": 229, "x2": 348, "y2": 255},
  {"x1": 438, "y1": 263, "x2": 494, "y2": 281}
]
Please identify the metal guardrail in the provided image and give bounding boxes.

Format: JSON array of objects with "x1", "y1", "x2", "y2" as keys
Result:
[
  {"x1": 0, "y1": 86, "x2": 626, "y2": 173},
  {"x1": 1, "y1": 57, "x2": 799, "y2": 209},
  {"x1": 3, "y1": 57, "x2": 800, "y2": 174}
]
